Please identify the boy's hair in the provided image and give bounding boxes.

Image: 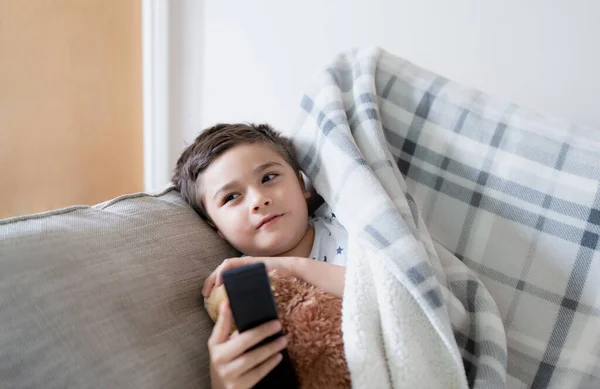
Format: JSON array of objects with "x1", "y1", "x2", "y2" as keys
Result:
[{"x1": 172, "y1": 123, "x2": 302, "y2": 221}]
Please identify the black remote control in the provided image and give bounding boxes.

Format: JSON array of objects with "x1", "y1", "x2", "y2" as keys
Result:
[{"x1": 222, "y1": 263, "x2": 298, "y2": 389}]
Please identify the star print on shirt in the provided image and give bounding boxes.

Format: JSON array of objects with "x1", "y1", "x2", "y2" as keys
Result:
[
  {"x1": 336, "y1": 246, "x2": 343, "y2": 255},
  {"x1": 331, "y1": 213, "x2": 336, "y2": 218}
]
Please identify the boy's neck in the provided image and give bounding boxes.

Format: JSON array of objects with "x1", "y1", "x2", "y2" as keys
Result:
[{"x1": 276, "y1": 224, "x2": 315, "y2": 259}]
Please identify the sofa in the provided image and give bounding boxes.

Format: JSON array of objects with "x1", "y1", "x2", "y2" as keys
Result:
[{"x1": 0, "y1": 187, "x2": 239, "y2": 388}]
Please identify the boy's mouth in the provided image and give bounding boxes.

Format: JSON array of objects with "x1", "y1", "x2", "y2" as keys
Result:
[{"x1": 257, "y1": 214, "x2": 283, "y2": 229}]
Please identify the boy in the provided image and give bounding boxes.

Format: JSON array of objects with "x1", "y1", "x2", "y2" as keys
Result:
[{"x1": 172, "y1": 123, "x2": 348, "y2": 389}]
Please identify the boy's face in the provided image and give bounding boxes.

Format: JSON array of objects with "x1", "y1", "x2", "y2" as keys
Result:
[{"x1": 199, "y1": 142, "x2": 310, "y2": 257}]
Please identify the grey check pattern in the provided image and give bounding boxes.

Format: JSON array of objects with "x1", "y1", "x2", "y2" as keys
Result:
[{"x1": 291, "y1": 48, "x2": 600, "y2": 388}]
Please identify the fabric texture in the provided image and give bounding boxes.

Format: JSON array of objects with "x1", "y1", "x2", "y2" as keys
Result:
[
  {"x1": 291, "y1": 47, "x2": 600, "y2": 389},
  {"x1": 309, "y1": 203, "x2": 349, "y2": 267},
  {"x1": 0, "y1": 187, "x2": 238, "y2": 388}
]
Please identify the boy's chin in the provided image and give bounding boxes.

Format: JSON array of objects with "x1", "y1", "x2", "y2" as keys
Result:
[
  {"x1": 245, "y1": 228, "x2": 311, "y2": 257},
  {"x1": 246, "y1": 241, "x2": 296, "y2": 257}
]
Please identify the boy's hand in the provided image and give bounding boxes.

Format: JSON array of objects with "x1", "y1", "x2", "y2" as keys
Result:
[
  {"x1": 202, "y1": 256, "x2": 301, "y2": 297},
  {"x1": 209, "y1": 301, "x2": 288, "y2": 389}
]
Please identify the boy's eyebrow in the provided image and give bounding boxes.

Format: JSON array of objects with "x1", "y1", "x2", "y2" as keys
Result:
[
  {"x1": 254, "y1": 161, "x2": 283, "y2": 173},
  {"x1": 212, "y1": 162, "x2": 284, "y2": 200},
  {"x1": 213, "y1": 182, "x2": 238, "y2": 200}
]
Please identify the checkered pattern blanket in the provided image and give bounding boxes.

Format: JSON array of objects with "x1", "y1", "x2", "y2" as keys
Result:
[{"x1": 290, "y1": 47, "x2": 600, "y2": 388}]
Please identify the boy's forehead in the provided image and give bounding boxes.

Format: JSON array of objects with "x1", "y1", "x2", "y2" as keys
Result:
[
  {"x1": 208, "y1": 142, "x2": 286, "y2": 173},
  {"x1": 197, "y1": 142, "x2": 290, "y2": 199}
]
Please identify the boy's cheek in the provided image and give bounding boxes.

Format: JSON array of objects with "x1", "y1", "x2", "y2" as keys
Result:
[{"x1": 225, "y1": 221, "x2": 252, "y2": 244}]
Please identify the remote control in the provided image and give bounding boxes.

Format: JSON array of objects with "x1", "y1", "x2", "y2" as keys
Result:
[{"x1": 222, "y1": 263, "x2": 298, "y2": 388}]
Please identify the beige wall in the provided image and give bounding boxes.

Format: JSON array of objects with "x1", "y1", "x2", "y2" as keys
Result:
[{"x1": 0, "y1": 0, "x2": 143, "y2": 218}]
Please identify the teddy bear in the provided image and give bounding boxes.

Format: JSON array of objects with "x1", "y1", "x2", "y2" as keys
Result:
[{"x1": 204, "y1": 272, "x2": 351, "y2": 389}]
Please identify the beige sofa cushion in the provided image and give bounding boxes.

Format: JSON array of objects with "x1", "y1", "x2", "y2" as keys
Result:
[{"x1": 0, "y1": 187, "x2": 238, "y2": 388}]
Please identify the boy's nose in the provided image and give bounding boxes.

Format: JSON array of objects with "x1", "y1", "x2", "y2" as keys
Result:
[{"x1": 253, "y1": 198, "x2": 271, "y2": 212}]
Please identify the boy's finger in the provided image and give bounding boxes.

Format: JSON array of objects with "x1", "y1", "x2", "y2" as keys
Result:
[
  {"x1": 208, "y1": 302, "x2": 233, "y2": 346},
  {"x1": 220, "y1": 335, "x2": 287, "y2": 379},
  {"x1": 204, "y1": 258, "x2": 234, "y2": 295},
  {"x1": 215, "y1": 258, "x2": 242, "y2": 286},
  {"x1": 202, "y1": 269, "x2": 219, "y2": 297},
  {"x1": 239, "y1": 352, "x2": 283, "y2": 389},
  {"x1": 219, "y1": 319, "x2": 282, "y2": 361},
  {"x1": 214, "y1": 259, "x2": 233, "y2": 287}
]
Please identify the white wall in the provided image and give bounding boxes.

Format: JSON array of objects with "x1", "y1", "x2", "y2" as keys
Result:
[{"x1": 200, "y1": 0, "x2": 600, "y2": 138}]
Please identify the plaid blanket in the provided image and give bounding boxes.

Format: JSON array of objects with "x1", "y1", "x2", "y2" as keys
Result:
[{"x1": 290, "y1": 48, "x2": 600, "y2": 388}]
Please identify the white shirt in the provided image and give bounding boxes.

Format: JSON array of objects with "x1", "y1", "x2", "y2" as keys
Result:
[{"x1": 308, "y1": 203, "x2": 348, "y2": 267}]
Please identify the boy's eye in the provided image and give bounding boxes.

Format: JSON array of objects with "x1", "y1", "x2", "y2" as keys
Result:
[
  {"x1": 262, "y1": 173, "x2": 278, "y2": 183},
  {"x1": 222, "y1": 193, "x2": 239, "y2": 204}
]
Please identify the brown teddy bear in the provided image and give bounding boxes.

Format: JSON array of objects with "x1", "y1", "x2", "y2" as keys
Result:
[{"x1": 204, "y1": 272, "x2": 351, "y2": 389}]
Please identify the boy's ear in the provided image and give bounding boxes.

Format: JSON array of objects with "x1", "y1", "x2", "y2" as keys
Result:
[{"x1": 299, "y1": 173, "x2": 312, "y2": 199}]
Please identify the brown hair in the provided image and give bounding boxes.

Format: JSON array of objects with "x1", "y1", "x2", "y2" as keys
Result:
[{"x1": 172, "y1": 123, "x2": 302, "y2": 221}]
